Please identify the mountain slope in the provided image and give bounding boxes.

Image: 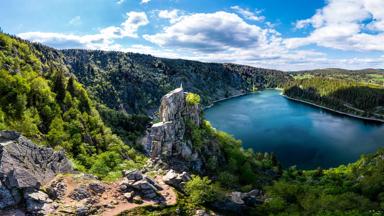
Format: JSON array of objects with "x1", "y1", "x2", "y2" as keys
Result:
[
  {"x1": 0, "y1": 33, "x2": 145, "y2": 179},
  {"x1": 58, "y1": 49, "x2": 291, "y2": 114}
]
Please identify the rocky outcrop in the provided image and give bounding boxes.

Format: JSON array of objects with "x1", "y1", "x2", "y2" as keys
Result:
[
  {"x1": 211, "y1": 189, "x2": 265, "y2": 213},
  {"x1": 119, "y1": 169, "x2": 164, "y2": 203},
  {"x1": 162, "y1": 169, "x2": 191, "y2": 191},
  {"x1": 144, "y1": 87, "x2": 203, "y2": 172},
  {"x1": 0, "y1": 130, "x2": 73, "y2": 212}
]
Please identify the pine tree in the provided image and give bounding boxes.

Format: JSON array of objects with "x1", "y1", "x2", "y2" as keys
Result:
[
  {"x1": 67, "y1": 76, "x2": 76, "y2": 97},
  {"x1": 52, "y1": 70, "x2": 66, "y2": 103}
]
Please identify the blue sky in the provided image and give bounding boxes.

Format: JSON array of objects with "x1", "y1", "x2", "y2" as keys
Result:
[{"x1": 1, "y1": 0, "x2": 384, "y2": 70}]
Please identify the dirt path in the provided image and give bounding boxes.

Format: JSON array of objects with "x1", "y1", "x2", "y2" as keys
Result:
[
  {"x1": 51, "y1": 174, "x2": 177, "y2": 216},
  {"x1": 101, "y1": 176, "x2": 177, "y2": 216}
]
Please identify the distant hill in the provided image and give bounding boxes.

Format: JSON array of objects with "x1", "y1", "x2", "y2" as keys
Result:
[
  {"x1": 289, "y1": 68, "x2": 384, "y2": 86},
  {"x1": 56, "y1": 49, "x2": 291, "y2": 114}
]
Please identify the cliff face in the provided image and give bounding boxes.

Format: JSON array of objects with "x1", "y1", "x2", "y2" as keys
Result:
[
  {"x1": 145, "y1": 87, "x2": 204, "y2": 172},
  {"x1": 0, "y1": 131, "x2": 73, "y2": 210}
]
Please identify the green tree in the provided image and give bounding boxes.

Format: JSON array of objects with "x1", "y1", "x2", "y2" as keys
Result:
[
  {"x1": 184, "y1": 176, "x2": 220, "y2": 205},
  {"x1": 66, "y1": 76, "x2": 76, "y2": 97},
  {"x1": 52, "y1": 71, "x2": 66, "y2": 103},
  {"x1": 47, "y1": 115, "x2": 67, "y2": 147}
]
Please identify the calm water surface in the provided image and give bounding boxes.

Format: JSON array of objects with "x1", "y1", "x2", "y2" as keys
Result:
[{"x1": 204, "y1": 89, "x2": 384, "y2": 169}]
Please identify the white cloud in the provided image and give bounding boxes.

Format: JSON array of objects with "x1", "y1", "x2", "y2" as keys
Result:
[
  {"x1": 117, "y1": 0, "x2": 125, "y2": 4},
  {"x1": 121, "y1": 11, "x2": 149, "y2": 38},
  {"x1": 16, "y1": 6, "x2": 384, "y2": 70},
  {"x1": 141, "y1": 0, "x2": 150, "y2": 4},
  {"x1": 230, "y1": 5, "x2": 264, "y2": 22},
  {"x1": 144, "y1": 11, "x2": 277, "y2": 52},
  {"x1": 19, "y1": 11, "x2": 149, "y2": 49},
  {"x1": 157, "y1": 9, "x2": 182, "y2": 23},
  {"x1": 68, "y1": 16, "x2": 81, "y2": 26},
  {"x1": 286, "y1": 0, "x2": 384, "y2": 51}
]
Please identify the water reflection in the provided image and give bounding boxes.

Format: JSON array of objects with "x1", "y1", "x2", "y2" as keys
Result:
[{"x1": 204, "y1": 90, "x2": 384, "y2": 169}]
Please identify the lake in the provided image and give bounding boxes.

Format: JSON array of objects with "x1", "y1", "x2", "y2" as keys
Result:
[{"x1": 204, "y1": 89, "x2": 384, "y2": 169}]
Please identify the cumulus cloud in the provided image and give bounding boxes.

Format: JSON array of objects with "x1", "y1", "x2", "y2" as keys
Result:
[
  {"x1": 230, "y1": 5, "x2": 265, "y2": 22},
  {"x1": 121, "y1": 11, "x2": 149, "y2": 37},
  {"x1": 144, "y1": 11, "x2": 277, "y2": 52},
  {"x1": 286, "y1": 0, "x2": 384, "y2": 51},
  {"x1": 17, "y1": 5, "x2": 384, "y2": 70},
  {"x1": 117, "y1": 0, "x2": 124, "y2": 4},
  {"x1": 157, "y1": 9, "x2": 182, "y2": 23},
  {"x1": 19, "y1": 11, "x2": 149, "y2": 49}
]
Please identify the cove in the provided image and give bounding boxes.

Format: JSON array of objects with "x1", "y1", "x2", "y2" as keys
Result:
[{"x1": 204, "y1": 89, "x2": 384, "y2": 169}]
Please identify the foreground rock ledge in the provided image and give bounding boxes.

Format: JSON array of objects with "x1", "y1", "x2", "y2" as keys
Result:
[{"x1": 0, "y1": 130, "x2": 73, "y2": 211}]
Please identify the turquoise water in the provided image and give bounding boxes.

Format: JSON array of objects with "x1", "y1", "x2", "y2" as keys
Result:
[{"x1": 204, "y1": 89, "x2": 384, "y2": 169}]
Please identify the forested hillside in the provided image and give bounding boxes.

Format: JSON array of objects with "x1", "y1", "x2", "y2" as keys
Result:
[
  {"x1": 0, "y1": 33, "x2": 146, "y2": 180},
  {"x1": 257, "y1": 148, "x2": 384, "y2": 215},
  {"x1": 283, "y1": 77, "x2": 384, "y2": 120},
  {"x1": 290, "y1": 68, "x2": 384, "y2": 86},
  {"x1": 59, "y1": 49, "x2": 291, "y2": 114}
]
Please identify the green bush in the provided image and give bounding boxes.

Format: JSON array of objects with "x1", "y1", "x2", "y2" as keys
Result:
[
  {"x1": 185, "y1": 176, "x2": 221, "y2": 206},
  {"x1": 186, "y1": 92, "x2": 201, "y2": 105}
]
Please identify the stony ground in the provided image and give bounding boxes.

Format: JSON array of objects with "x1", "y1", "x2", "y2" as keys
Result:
[
  {"x1": 1, "y1": 171, "x2": 178, "y2": 216},
  {"x1": 52, "y1": 173, "x2": 177, "y2": 216}
]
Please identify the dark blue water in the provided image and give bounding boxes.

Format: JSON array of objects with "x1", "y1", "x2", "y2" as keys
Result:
[{"x1": 204, "y1": 89, "x2": 384, "y2": 169}]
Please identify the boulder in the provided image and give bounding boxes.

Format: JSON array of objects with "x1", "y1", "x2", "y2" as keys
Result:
[
  {"x1": 123, "y1": 170, "x2": 144, "y2": 181},
  {"x1": 162, "y1": 169, "x2": 191, "y2": 191},
  {"x1": 123, "y1": 192, "x2": 134, "y2": 201},
  {"x1": 230, "y1": 192, "x2": 244, "y2": 205},
  {"x1": 132, "y1": 180, "x2": 157, "y2": 191},
  {"x1": 0, "y1": 182, "x2": 17, "y2": 208},
  {"x1": 0, "y1": 131, "x2": 73, "y2": 188},
  {"x1": 69, "y1": 185, "x2": 91, "y2": 201},
  {"x1": 46, "y1": 178, "x2": 67, "y2": 200},
  {"x1": 24, "y1": 189, "x2": 54, "y2": 215},
  {"x1": 241, "y1": 189, "x2": 264, "y2": 206},
  {"x1": 195, "y1": 209, "x2": 210, "y2": 216},
  {"x1": 212, "y1": 189, "x2": 265, "y2": 213},
  {"x1": 88, "y1": 182, "x2": 105, "y2": 194},
  {"x1": 0, "y1": 131, "x2": 73, "y2": 210},
  {"x1": 119, "y1": 169, "x2": 163, "y2": 201}
]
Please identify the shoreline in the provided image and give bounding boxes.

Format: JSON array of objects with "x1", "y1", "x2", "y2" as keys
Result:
[
  {"x1": 202, "y1": 89, "x2": 384, "y2": 123},
  {"x1": 282, "y1": 95, "x2": 384, "y2": 123},
  {"x1": 203, "y1": 92, "x2": 254, "y2": 110},
  {"x1": 203, "y1": 88, "x2": 282, "y2": 110}
]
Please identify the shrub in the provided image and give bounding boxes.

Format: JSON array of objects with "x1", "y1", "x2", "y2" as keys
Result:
[
  {"x1": 185, "y1": 176, "x2": 221, "y2": 205},
  {"x1": 186, "y1": 92, "x2": 201, "y2": 105}
]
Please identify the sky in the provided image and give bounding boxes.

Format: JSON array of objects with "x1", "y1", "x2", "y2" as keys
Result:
[{"x1": 1, "y1": 0, "x2": 384, "y2": 71}]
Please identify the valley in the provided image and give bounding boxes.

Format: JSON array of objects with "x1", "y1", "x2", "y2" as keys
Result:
[{"x1": 0, "y1": 32, "x2": 384, "y2": 215}]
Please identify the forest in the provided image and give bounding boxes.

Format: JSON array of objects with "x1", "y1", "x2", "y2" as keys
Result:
[
  {"x1": 283, "y1": 77, "x2": 384, "y2": 120},
  {"x1": 0, "y1": 33, "x2": 147, "y2": 180}
]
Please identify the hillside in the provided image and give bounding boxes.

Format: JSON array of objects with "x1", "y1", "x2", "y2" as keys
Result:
[
  {"x1": 32, "y1": 48, "x2": 291, "y2": 114},
  {"x1": 0, "y1": 33, "x2": 147, "y2": 180},
  {"x1": 2, "y1": 32, "x2": 384, "y2": 216},
  {"x1": 0, "y1": 33, "x2": 282, "y2": 215},
  {"x1": 290, "y1": 68, "x2": 384, "y2": 86},
  {"x1": 283, "y1": 77, "x2": 384, "y2": 121}
]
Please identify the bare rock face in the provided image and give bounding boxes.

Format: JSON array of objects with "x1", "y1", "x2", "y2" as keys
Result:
[
  {"x1": 0, "y1": 130, "x2": 73, "y2": 211},
  {"x1": 145, "y1": 87, "x2": 203, "y2": 172},
  {"x1": 162, "y1": 169, "x2": 191, "y2": 191},
  {"x1": 24, "y1": 189, "x2": 55, "y2": 215},
  {"x1": 119, "y1": 169, "x2": 164, "y2": 203}
]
